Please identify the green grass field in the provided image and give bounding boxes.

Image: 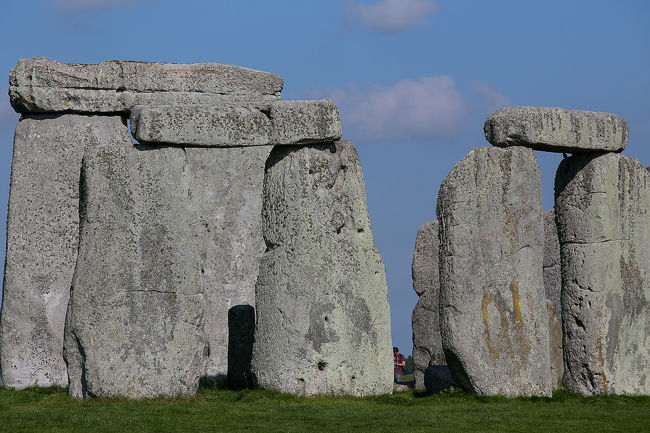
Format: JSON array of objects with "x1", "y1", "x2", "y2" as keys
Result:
[{"x1": 1, "y1": 386, "x2": 649, "y2": 433}]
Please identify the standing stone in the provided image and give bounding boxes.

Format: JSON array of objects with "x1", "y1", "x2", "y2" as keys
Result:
[
  {"x1": 543, "y1": 209, "x2": 561, "y2": 320},
  {"x1": 251, "y1": 141, "x2": 393, "y2": 396},
  {"x1": 411, "y1": 220, "x2": 445, "y2": 390},
  {"x1": 484, "y1": 106, "x2": 628, "y2": 153},
  {"x1": 65, "y1": 144, "x2": 205, "y2": 398},
  {"x1": 0, "y1": 114, "x2": 131, "y2": 389},
  {"x1": 555, "y1": 152, "x2": 650, "y2": 395},
  {"x1": 437, "y1": 146, "x2": 551, "y2": 397},
  {"x1": 185, "y1": 146, "x2": 272, "y2": 383}
]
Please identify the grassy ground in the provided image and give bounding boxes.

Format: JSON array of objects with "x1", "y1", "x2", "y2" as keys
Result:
[{"x1": 0, "y1": 385, "x2": 649, "y2": 433}]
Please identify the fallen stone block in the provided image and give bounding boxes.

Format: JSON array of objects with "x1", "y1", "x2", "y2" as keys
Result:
[
  {"x1": 251, "y1": 141, "x2": 393, "y2": 396},
  {"x1": 9, "y1": 57, "x2": 283, "y2": 113},
  {"x1": 0, "y1": 114, "x2": 131, "y2": 389},
  {"x1": 555, "y1": 152, "x2": 649, "y2": 395},
  {"x1": 129, "y1": 100, "x2": 341, "y2": 147},
  {"x1": 437, "y1": 146, "x2": 551, "y2": 397},
  {"x1": 484, "y1": 106, "x2": 628, "y2": 153}
]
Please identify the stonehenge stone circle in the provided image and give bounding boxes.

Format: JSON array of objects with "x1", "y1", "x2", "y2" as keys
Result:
[
  {"x1": 251, "y1": 141, "x2": 393, "y2": 396},
  {"x1": 484, "y1": 107, "x2": 628, "y2": 153},
  {"x1": 9, "y1": 57, "x2": 283, "y2": 113},
  {"x1": 437, "y1": 146, "x2": 552, "y2": 397},
  {"x1": 555, "y1": 152, "x2": 649, "y2": 395},
  {"x1": 0, "y1": 114, "x2": 132, "y2": 389},
  {"x1": 411, "y1": 220, "x2": 445, "y2": 390}
]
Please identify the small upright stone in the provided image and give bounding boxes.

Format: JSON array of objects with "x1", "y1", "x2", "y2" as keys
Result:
[
  {"x1": 251, "y1": 141, "x2": 393, "y2": 396},
  {"x1": 0, "y1": 114, "x2": 131, "y2": 389},
  {"x1": 411, "y1": 220, "x2": 445, "y2": 390},
  {"x1": 484, "y1": 107, "x2": 628, "y2": 153},
  {"x1": 437, "y1": 146, "x2": 551, "y2": 397},
  {"x1": 555, "y1": 152, "x2": 650, "y2": 395}
]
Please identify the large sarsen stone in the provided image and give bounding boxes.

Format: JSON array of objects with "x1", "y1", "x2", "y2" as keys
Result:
[
  {"x1": 251, "y1": 141, "x2": 393, "y2": 396},
  {"x1": 484, "y1": 106, "x2": 628, "y2": 153},
  {"x1": 10, "y1": 57, "x2": 283, "y2": 113},
  {"x1": 436, "y1": 146, "x2": 551, "y2": 397},
  {"x1": 64, "y1": 144, "x2": 205, "y2": 398},
  {"x1": 555, "y1": 152, "x2": 649, "y2": 395},
  {"x1": 0, "y1": 114, "x2": 131, "y2": 389}
]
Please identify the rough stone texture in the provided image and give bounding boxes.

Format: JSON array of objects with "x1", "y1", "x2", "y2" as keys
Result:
[
  {"x1": 64, "y1": 142, "x2": 272, "y2": 398},
  {"x1": 484, "y1": 106, "x2": 628, "y2": 153},
  {"x1": 555, "y1": 152, "x2": 650, "y2": 395},
  {"x1": 411, "y1": 220, "x2": 446, "y2": 390},
  {"x1": 10, "y1": 57, "x2": 283, "y2": 113},
  {"x1": 0, "y1": 114, "x2": 131, "y2": 389},
  {"x1": 547, "y1": 300, "x2": 564, "y2": 389},
  {"x1": 130, "y1": 100, "x2": 341, "y2": 147},
  {"x1": 251, "y1": 141, "x2": 393, "y2": 396},
  {"x1": 543, "y1": 209, "x2": 561, "y2": 316},
  {"x1": 65, "y1": 144, "x2": 206, "y2": 398},
  {"x1": 436, "y1": 146, "x2": 551, "y2": 397},
  {"x1": 424, "y1": 365, "x2": 453, "y2": 394},
  {"x1": 188, "y1": 146, "x2": 271, "y2": 383}
]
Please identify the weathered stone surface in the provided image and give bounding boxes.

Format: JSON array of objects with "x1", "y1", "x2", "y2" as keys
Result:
[
  {"x1": 130, "y1": 100, "x2": 341, "y2": 147},
  {"x1": 411, "y1": 220, "x2": 446, "y2": 389},
  {"x1": 0, "y1": 114, "x2": 131, "y2": 389},
  {"x1": 547, "y1": 300, "x2": 564, "y2": 389},
  {"x1": 436, "y1": 146, "x2": 551, "y2": 397},
  {"x1": 9, "y1": 57, "x2": 283, "y2": 113},
  {"x1": 543, "y1": 209, "x2": 561, "y2": 316},
  {"x1": 412, "y1": 220, "x2": 439, "y2": 297},
  {"x1": 424, "y1": 365, "x2": 453, "y2": 394},
  {"x1": 484, "y1": 106, "x2": 628, "y2": 153},
  {"x1": 64, "y1": 142, "x2": 272, "y2": 398},
  {"x1": 188, "y1": 146, "x2": 271, "y2": 382},
  {"x1": 251, "y1": 141, "x2": 393, "y2": 396},
  {"x1": 65, "y1": 143, "x2": 206, "y2": 398},
  {"x1": 555, "y1": 152, "x2": 650, "y2": 395}
]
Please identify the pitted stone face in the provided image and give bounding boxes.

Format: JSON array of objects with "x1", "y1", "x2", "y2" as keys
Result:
[
  {"x1": 484, "y1": 106, "x2": 628, "y2": 153},
  {"x1": 9, "y1": 57, "x2": 284, "y2": 113},
  {"x1": 129, "y1": 100, "x2": 342, "y2": 147},
  {"x1": 555, "y1": 152, "x2": 650, "y2": 395},
  {"x1": 436, "y1": 146, "x2": 551, "y2": 397}
]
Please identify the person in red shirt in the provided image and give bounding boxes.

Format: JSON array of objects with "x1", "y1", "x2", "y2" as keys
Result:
[{"x1": 393, "y1": 346, "x2": 406, "y2": 383}]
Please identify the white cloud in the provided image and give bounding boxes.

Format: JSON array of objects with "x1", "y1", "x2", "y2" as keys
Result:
[
  {"x1": 49, "y1": 0, "x2": 132, "y2": 12},
  {"x1": 470, "y1": 81, "x2": 511, "y2": 115},
  {"x1": 322, "y1": 76, "x2": 466, "y2": 142},
  {"x1": 0, "y1": 89, "x2": 20, "y2": 132},
  {"x1": 346, "y1": 0, "x2": 438, "y2": 32}
]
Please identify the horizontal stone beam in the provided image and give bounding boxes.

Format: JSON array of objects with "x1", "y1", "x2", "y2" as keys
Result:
[
  {"x1": 130, "y1": 99, "x2": 342, "y2": 146},
  {"x1": 9, "y1": 57, "x2": 283, "y2": 113},
  {"x1": 484, "y1": 106, "x2": 628, "y2": 153}
]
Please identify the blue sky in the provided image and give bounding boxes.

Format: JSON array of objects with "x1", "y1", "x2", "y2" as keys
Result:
[{"x1": 1, "y1": 0, "x2": 649, "y2": 355}]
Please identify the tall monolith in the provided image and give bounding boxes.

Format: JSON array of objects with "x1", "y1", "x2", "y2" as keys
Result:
[
  {"x1": 555, "y1": 152, "x2": 649, "y2": 395},
  {"x1": 0, "y1": 114, "x2": 131, "y2": 389},
  {"x1": 251, "y1": 141, "x2": 393, "y2": 396},
  {"x1": 437, "y1": 146, "x2": 551, "y2": 397}
]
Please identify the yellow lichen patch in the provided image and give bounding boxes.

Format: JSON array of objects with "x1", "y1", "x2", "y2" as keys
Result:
[
  {"x1": 595, "y1": 339, "x2": 608, "y2": 395},
  {"x1": 481, "y1": 290, "x2": 500, "y2": 360},
  {"x1": 510, "y1": 282, "x2": 522, "y2": 321}
]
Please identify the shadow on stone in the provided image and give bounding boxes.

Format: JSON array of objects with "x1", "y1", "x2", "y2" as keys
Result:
[
  {"x1": 424, "y1": 365, "x2": 453, "y2": 394},
  {"x1": 226, "y1": 304, "x2": 256, "y2": 389}
]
